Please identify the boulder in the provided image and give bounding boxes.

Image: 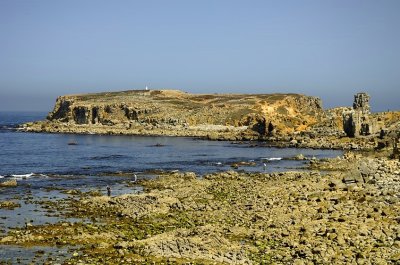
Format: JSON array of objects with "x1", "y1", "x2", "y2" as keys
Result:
[
  {"x1": 0, "y1": 200, "x2": 21, "y2": 209},
  {"x1": 0, "y1": 179, "x2": 17, "y2": 187}
]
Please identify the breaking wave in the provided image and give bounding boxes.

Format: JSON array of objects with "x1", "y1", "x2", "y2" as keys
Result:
[
  {"x1": 11, "y1": 173, "x2": 35, "y2": 179},
  {"x1": 1, "y1": 173, "x2": 49, "y2": 180},
  {"x1": 261, "y1": 157, "x2": 282, "y2": 161}
]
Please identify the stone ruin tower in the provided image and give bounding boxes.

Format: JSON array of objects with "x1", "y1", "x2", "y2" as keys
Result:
[{"x1": 343, "y1": 92, "x2": 378, "y2": 137}]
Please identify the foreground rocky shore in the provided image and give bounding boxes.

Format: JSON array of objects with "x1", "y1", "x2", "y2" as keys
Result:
[{"x1": 1, "y1": 153, "x2": 399, "y2": 264}]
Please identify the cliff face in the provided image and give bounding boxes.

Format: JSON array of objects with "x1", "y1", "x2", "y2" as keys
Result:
[{"x1": 24, "y1": 89, "x2": 324, "y2": 139}]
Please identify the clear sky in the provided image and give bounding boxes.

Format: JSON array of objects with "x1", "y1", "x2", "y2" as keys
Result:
[{"x1": 0, "y1": 0, "x2": 399, "y2": 112}]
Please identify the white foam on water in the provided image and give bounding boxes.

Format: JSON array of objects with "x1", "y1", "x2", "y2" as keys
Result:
[
  {"x1": 268, "y1": 157, "x2": 282, "y2": 161},
  {"x1": 11, "y1": 173, "x2": 35, "y2": 179},
  {"x1": 2, "y1": 173, "x2": 48, "y2": 180},
  {"x1": 261, "y1": 157, "x2": 282, "y2": 161}
]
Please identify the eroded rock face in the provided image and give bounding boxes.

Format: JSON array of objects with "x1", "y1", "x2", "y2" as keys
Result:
[
  {"x1": 343, "y1": 93, "x2": 380, "y2": 137},
  {"x1": 47, "y1": 96, "x2": 73, "y2": 122},
  {"x1": 73, "y1": 106, "x2": 90, "y2": 124},
  {"x1": 27, "y1": 89, "x2": 325, "y2": 138}
]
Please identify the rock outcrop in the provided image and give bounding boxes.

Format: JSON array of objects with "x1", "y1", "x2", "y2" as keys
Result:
[
  {"x1": 343, "y1": 93, "x2": 382, "y2": 137},
  {"x1": 23, "y1": 89, "x2": 324, "y2": 139}
]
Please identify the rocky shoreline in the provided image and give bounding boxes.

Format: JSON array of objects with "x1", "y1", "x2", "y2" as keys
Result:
[{"x1": 1, "y1": 153, "x2": 399, "y2": 264}]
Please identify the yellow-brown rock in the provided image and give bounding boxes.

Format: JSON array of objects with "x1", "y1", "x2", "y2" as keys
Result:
[{"x1": 0, "y1": 179, "x2": 17, "y2": 187}]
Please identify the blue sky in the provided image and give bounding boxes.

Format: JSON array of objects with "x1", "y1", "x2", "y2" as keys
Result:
[{"x1": 0, "y1": 0, "x2": 399, "y2": 111}]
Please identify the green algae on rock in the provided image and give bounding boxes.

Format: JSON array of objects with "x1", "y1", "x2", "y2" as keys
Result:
[{"x1": 1, "y1": 155, "x2": 399, "y2": 264}]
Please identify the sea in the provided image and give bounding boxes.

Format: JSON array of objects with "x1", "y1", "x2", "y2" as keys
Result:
[
  {"x1": 0, "y1": 111, "x2": 342, "y2": 262},
  {"x1": 0, "y1": 111, "x2": 342, "y2": 177}
]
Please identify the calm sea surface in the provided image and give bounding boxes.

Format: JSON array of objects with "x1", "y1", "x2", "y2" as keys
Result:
[{"x1": 0, "y1": 111, "x2": 343, "y2": 176}]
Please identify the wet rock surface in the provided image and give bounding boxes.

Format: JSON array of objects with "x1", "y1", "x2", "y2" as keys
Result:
[
  {"x1": 0, "y1": 179, "x2": 17, "y2": 187},
  {"x1": 0, "y1": 200, "x2": 21, "y2": 210},
  {"x1": 1, "y1": 154, "x2": 399, "y2": 264}
]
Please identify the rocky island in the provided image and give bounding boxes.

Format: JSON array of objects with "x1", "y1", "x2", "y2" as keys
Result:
[
  {"x1": 22, "y1": 89, "x2": 400, "y2": 150},
  {"x1": 22, "y1": 89, "x2": 324, "y2": 139}
]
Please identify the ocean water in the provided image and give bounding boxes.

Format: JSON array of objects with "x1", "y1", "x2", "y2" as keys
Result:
[{"x1": 0, "y1": 112, "x2": 342, "y2": 177}]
